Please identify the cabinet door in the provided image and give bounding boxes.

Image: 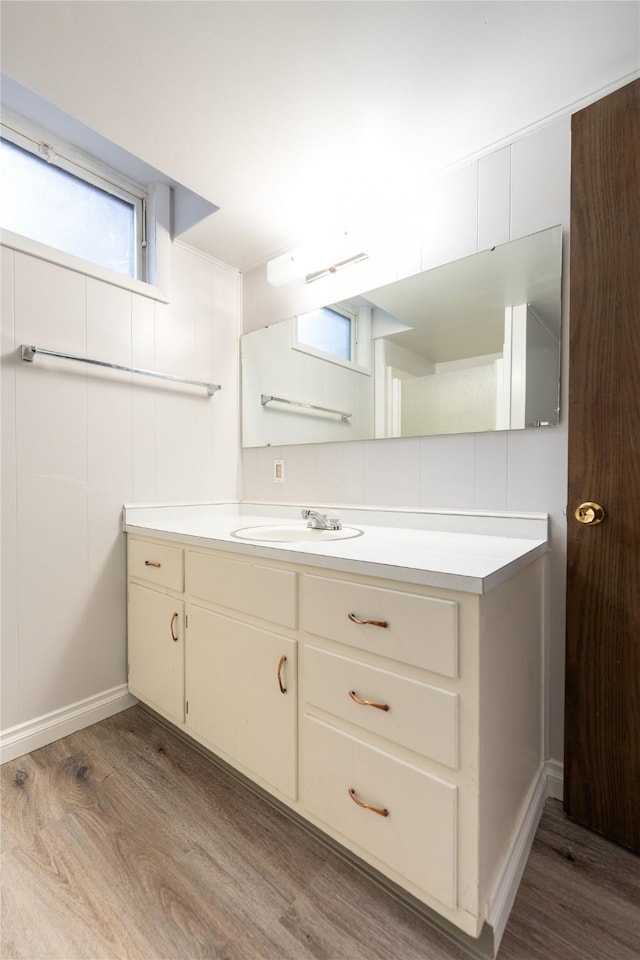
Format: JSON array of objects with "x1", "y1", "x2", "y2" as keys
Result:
[
  {"x1": 185, "y1": 604, "x2": 297, "y2": 799},
  {"x1": 128, "y1": 583, "x2": 184, "y2": 725}
]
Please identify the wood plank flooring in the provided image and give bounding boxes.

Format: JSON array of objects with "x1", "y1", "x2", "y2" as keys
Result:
[{"x1": 1, "y1": 706, "x2": 638, "y2": 960}]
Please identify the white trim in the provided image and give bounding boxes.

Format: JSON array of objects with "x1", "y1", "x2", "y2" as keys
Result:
[
  {"x1": 466, "y1": 71, "x2": 640, "y2": 170},
  {"x1": 487, "y1": 759, "x2": 564, "y2": 952},
  {"x1": 0, "y1": 685, "x2": 138, "y2": 764},
  {"x1": 173, "y1": 237, "x2": 240, "y2": 274},
  {"x1": 417, "y1": 72, "x2": 640, "y2": 199},
  {"x1": 147, "y1": 181, "x2": 171, "y2": 294},
  {"x1": 545, "y1": 758, "x2": 564, "y2": 800},
  {"x1": 487, "y1": 763, "x2": 547, "y2": 952},
  {"x1": 1, "y1": 229, "x2": 169, "y2": 303}
]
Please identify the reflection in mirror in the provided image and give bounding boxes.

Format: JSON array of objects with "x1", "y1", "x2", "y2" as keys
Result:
[{"x1": 241, "y1": 225, "x2": 562, "y2": 448}]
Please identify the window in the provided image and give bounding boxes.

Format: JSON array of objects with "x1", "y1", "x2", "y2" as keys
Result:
[
  {"x1": 292, "y1": 302, "x2": 371, "y2": 374},
  {"x1": 0, "y1": 127, "x2": 145, "y2": 280},
  {"x1": 296, "y1": 305, "x2": 353, "y2": 362}
]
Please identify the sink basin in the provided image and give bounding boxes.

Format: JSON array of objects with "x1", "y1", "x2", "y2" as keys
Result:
[{"x1": 231, "y1": 524, "x2": 364, "y2": 543}]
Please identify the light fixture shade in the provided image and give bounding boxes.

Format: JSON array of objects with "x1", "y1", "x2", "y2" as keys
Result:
[{"x1": 266, "y1": 247, "x2": 307, "y2": 286}]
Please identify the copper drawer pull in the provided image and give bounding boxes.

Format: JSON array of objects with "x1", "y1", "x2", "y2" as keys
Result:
[
  {"x1": 170, "y1": 612, "x2": 178, "y2": 642},
  {"x1": 349, "y1": 690, "x2": 390, "y2": 712},
  {"x1": 144, "y1": 560, "x2": 161, "y2": 568},
  {"x1": 277, "y1": 655, "x2": 287, "y2": 694},
  {"x1": 348, "y1": 788, "x2": 389, "y2": 817},
  {"x1": 348, "y1": 613, "x2": 389, "y2": 628}
]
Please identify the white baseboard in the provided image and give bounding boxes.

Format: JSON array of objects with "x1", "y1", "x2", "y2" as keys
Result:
[
  {"x1": 487, "y1": 759, "x2": 561, "y2": 954},
  {"x1": 544, "y1": 758, "x2": 564, "y2": 800},
  {"x1": 0, "y1": 684, "x2": 137, "y2": 764}
]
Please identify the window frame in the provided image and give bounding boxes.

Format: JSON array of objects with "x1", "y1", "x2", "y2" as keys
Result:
[{"x1": 1, "y1": 117, "x2": 147, "y2": 281}]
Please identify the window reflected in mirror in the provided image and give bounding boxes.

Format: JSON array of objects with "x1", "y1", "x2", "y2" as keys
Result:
[{"x1": 296, "y1": 306, "x2": 353, "y2": 362}]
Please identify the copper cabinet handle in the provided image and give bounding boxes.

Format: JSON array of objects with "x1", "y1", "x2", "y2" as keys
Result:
[
  {"x1": 170, "y1": 612, "x2": 178, "y2": 642},
  {"x1": 348, "y1": 613, "x2": 389, "y2": 628},
  {"x1": 144, "y1": 560, "x2": 161, "y2": 567},
  {"x1": 348, "y1": 788, "x2": 389, "y2": 817},
  {"x1": 348, "y1": 690, "x2": 390, "y2": 712},
  {"x1": 277, "y1": 655, "x2": 287, "y2": 694}
]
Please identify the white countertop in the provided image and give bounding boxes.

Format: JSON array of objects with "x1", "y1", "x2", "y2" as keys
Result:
[{"x1": 123, "y1": 502, "x2": 549, "y2": 594}]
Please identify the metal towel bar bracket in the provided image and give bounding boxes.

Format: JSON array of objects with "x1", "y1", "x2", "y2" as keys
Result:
[
  {"x1": 20, "y1": 344, "x2": 221, "y2": 397},
  {"x1": 260, "y1": 393, "x2": 351, "y2": 422}
]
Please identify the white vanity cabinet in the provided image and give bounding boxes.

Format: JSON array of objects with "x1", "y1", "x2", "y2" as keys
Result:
[{"x1": 126, "y1": 525, "x2": 545, "y2": 952}]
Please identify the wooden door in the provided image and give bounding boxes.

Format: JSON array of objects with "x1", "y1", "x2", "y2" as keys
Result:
[{"x1": 564, "y1": 79, "x2": 640, "y2": 852}]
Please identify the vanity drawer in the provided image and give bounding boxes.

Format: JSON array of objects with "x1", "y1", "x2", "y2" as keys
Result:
[
  {"x1": 301, "y1": 575, "x2": 458, "y2": 678},
  {"x1": 128, "y1": 538, "x2": 184, "y2": 592},
  {"x1": 186, "y1": 551, "x2": 297, "y2": 628},
  {"x1": 304, "y1": 645, "x2": 458, "y2": 768},
  {"x1": 301, "y1": 716, "x2": 457, "y2": 909}
]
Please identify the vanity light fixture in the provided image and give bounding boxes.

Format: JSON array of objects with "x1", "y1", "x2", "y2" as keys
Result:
[
  {"x1": 266, "y1": 230, "x2": 368, "y2": 286},
  {"x1": 305, "y1": 251, "x2": 369, "y2": 284}
]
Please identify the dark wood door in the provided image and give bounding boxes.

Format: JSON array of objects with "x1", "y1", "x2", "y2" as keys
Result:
[{"x1": 564, "y1": 79, "x2": 640, "y2": 852}]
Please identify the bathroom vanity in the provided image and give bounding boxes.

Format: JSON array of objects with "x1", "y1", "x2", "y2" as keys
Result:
[{"x1": 124, "y1": 503, "x2": 549, "y2": 956}]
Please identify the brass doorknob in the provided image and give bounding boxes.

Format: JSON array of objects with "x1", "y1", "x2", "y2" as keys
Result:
[{"x1": 575, "y1": 501, "x2": 605, "y2": 525}]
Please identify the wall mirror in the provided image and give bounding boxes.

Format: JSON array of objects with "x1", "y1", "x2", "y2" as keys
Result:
[{"x1": 241, "y1": 225, "x2": 562, "y2": 448}]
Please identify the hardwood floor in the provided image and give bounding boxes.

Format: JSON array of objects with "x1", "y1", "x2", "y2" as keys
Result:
[{"x1": 1, "y1": 706, "x2": 638, "y2": 960}]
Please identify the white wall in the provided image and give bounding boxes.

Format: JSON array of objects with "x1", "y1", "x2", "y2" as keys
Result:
[
  {"x1": 241, "y1": 118, "x2": 570, "y2": 763},
  {"x1": 1, "y1": 239, "x2": 241, "y2": 743}
]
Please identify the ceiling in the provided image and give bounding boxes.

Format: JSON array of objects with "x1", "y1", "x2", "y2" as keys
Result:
[{"x1": 1, "y1": 1, "x2": 638, "y2": 272}]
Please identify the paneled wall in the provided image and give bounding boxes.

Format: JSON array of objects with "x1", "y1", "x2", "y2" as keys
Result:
[
  {"x1": 1, "y1": 240, "x2": 240, "y2": 740},
  {"x1": 241, "y1": 118, "x2": 570, "y2": 764}
]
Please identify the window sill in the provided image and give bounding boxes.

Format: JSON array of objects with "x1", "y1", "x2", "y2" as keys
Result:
[{"x1": 1, "y1": 229, "x2": 169, "y2": 304}]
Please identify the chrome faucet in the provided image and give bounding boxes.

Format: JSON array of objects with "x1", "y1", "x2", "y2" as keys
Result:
[{"x1": 301, "y1": 509, "x2": 342, "y2": 531}]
